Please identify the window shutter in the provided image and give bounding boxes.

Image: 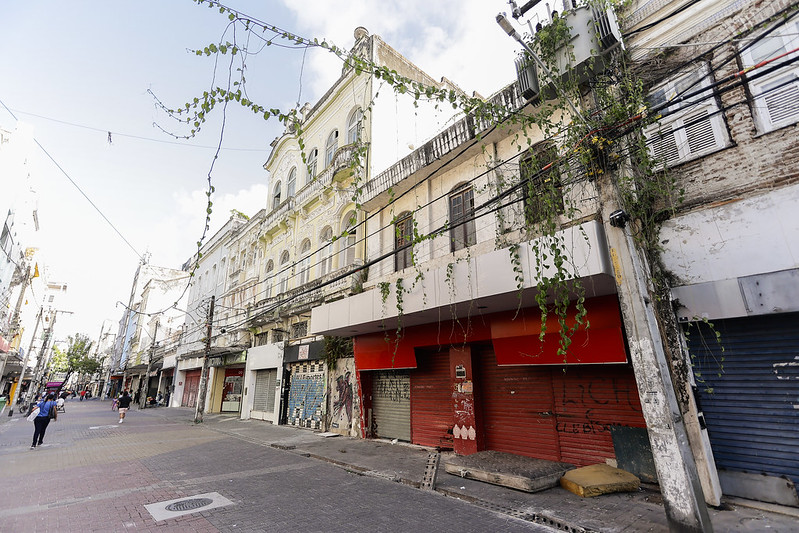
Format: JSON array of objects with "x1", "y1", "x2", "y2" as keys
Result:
[
  {"x1": 756, "y1": 74, "x2": 799, "y2": 129},
  {"x1": 646, "y1": 123, "x2": 681, "y2": 168},
  {"x1": 684, "y1": 109, "x2": 717, "y2": 156}
]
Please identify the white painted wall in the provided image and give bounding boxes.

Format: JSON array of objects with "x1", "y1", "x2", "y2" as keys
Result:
[{"x1": 241, "y1": 342, "x2": 284, "y2": 422}]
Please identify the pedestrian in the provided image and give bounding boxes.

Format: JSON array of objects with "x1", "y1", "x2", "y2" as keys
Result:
[
  {"x1": 117, "y1": 390, "x2": 132, "y2": 423},
  {"x1": 80, "y1": 390, "x2": 86, "y2": 401},
  {"x1": 31, "y1": 393, "x2": 57, "y2": 449}
]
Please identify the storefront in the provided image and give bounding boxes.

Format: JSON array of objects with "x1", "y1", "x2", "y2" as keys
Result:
[
  {"x1": 242, "y1": 343, "x2": 284, "y2": 423},
  {"x1": 181, "y1": 369, "x2": 202, "y2": 408},
  {"x1": 354, "y1": 295, "x2": 652, "y2": 475},
  {"x1": 283, "y1": 341, "x2": 326, "y2": 430},
  {"x1": 688, "y1": 312, "x2": 799, "y2": 506}
]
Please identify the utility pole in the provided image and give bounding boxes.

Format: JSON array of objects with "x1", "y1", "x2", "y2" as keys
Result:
[
  {"x1": 194, "y1": 296, "x2": 214, "y2": 424},
  {"x1": 0, "y1": 265, "x2": 31, "y2": 383},
  {"x1": 599, "y1": 173, "x2": 712, "y2": 532},
  {"x1": 24, "y1": 309, "x2": 71, "y2": 406},
  {"x1": 6, "y1": 307, "x2": 42, "y2": 416},
  {"x1": 140, "y1": 319, "x2": 159, "y2": 409}
]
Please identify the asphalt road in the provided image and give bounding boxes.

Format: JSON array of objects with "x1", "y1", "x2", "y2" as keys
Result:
[{"x1": 0, "y1": 399, "x2": 553, "y2": 532}]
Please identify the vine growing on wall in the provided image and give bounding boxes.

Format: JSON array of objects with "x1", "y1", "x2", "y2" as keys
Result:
[{"x1": 161, "y1": 0, "x2": 697, "y2": 367}]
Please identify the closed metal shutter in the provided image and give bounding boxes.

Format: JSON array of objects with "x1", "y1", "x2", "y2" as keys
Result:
[
  {"x1": 477, "y1": 345, "x2": 561, "y2": 460},
  {"x1": 411, "y1": 352, "x2": 453, "y2": 448},
  {"x1": 286, "y1": 362, "x2": 325, "y2": 430},
  {"x1": 689, "y1": 313, "x2": 799, "y2": 485},
  {"x1": 552, "y1": 366, "x2": 646, "y2": 466},
  {"x1": 372, "y1": 370, "x2": 411, "y2": 441},
  {"x1": 181, "y1": 370, "x2": 201, "y2": 408},
  {"x1": 253, "y1": 369, "x2": 276, "y2": 414}
]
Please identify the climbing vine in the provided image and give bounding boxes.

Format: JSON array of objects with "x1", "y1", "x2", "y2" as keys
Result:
[{"x1": 161, "y1": 0, "x2": 707, "y2": 367}]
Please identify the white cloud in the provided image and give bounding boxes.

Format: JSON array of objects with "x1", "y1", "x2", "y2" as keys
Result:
[{"x1": 280, "y1": 0, "x2": 519, "y2": 102}]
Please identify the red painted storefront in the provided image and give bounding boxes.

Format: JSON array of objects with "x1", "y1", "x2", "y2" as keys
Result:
[{"x1": 354, "y1": 294, "x2": 647, "y2": 466}]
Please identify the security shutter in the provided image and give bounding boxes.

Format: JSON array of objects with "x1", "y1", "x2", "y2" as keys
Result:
[
  {"x1": 253, "y1": 369, "x2": 276, "y2": 414},
  {"x1": 286, "y1": 362, "x2": 325, "y2": 430},
  {"x1": 411, "y1": 352, "x2": 453, "y2": 448},
  {"x1": 688, "y1": 313, "x2": 799, "y2": 485},
  {"x1": 477, "y1": 346, "x2": 561, "y2": 461},
  {"x1": 371, "y1": 370, "x2": 411, "y2": 441}
]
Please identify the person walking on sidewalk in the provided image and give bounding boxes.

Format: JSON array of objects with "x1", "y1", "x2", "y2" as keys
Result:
[
  {"x1": 31, "y1": 393, "x2": 57, "y2": 449},
  {"x1": 117, "y1": 390, "x2": 132, "y2": 423}
]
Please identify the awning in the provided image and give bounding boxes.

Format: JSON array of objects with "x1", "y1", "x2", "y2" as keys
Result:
[{"x1": 490, "y1": 294, "x2": 627, "y2": 365}]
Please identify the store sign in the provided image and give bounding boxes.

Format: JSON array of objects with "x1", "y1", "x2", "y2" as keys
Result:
[
  {"x1": 208, "y1": 356, "x2": 224, "y2": 367},
  {"x1": 298, "y1": 345, "x2": 310, "y2": 360}
]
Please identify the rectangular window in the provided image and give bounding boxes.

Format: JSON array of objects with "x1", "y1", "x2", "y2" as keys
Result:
[
  {"x1": 644, "y1": 64, "x2": 729, "y2": 168},
  {"x1": 740, "y1": 20, "x2": 799, "y2": 133},
  {"x1": 449, "y1": 186, "x2": 476, "y2": 251},
  {"x1": 520, "y1": 143, "x2": 564, "y2": 224},
  {"x1": 291, "y1": 321, "x2": 308, "y2": 339},
  {"x1": 394, "y1": 215, "x2": 413, "y2": 271}
]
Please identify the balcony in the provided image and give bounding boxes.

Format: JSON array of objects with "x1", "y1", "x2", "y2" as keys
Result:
[
  {"x1": 294, "y1": 143, "x2": 362, "y2": 211},
  {"x1": 361, "y1": 83, "x2": 524, "y2": 210}
]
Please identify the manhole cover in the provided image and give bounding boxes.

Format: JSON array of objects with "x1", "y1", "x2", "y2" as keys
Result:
[{"x1": 165, "y1": 498, "x2": 213, "y2": 512}]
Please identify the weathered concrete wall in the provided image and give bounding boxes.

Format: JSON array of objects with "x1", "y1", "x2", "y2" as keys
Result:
[{"x1": 326, "y1": 356, "x2": 361, "y2": 437}]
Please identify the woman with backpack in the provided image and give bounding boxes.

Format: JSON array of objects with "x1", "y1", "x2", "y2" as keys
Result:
[{"x1": 31, "y1": 392, "x2": 57, "y2": 449}]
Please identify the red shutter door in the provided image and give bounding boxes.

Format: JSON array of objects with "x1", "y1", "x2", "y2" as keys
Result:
[
  {"x1": 411, "y1": 351, "x2": 454, "y2": 449},
  {"x1": 477, "y1": 346, "x2": 560, "y2": 460},
  {"x1": 553, "y1": 366, "x2": 646, "y2": 466},
  {"x1": 181, "y1": 370, "x2": 201, "y2": 408}
]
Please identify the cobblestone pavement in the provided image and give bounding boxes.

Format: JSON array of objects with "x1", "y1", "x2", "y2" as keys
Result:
[{"x1": 0, "y1": 399, "x2": 554, "y2": 532}]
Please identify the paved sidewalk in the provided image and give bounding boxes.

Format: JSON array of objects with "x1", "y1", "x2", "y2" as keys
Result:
[
  {"x1": 140, "y1": 406, "x2": 799, "y2": 533},
  {"x1": 3, "y1": 401, "x2": 796, "y2": 532}
]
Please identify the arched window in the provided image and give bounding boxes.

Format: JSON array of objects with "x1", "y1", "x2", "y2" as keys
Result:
[
  {"x1": 394, "y1": 212, "x2": 413, "y2": 271},
  {"x1": 340, "y1": 210, "x2": 357, "y2": 267},
  {"x1": 278, "y1": 251, "x2": 290, "y2": 294},
  {"x1": 272, "y1": 181, "x2": 282, "y2": 209},
  {"x1": 347, "y1": 109, "x2": 362, "y2": 144},
  {"x1": 319, "y1": 226, "x2": 334, "y2": 277},
  {"x1": 448, "y1": 184, "x2": 476, "y2": 252},
  {"x1": 325, "y1": 130, "x2": 339, "y2": 167},
  {"x1": 307, "y1": 148, "x2": 318, "y2": 182},
  {"x1": 287, "y1": 167, "x2": 297, "y2": 198},
  {"x1": 297, "y1": 239, "x2": 312, "y2": 286},
  {"x1": 265, "y1": 259, "x2": 274, "y2": 298}
]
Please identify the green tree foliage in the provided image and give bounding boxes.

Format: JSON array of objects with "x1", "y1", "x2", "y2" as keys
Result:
[{"x1": 50, "y1": 334, "x2": 101, "y2": 391}]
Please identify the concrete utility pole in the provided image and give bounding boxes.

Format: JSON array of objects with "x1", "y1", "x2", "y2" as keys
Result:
[
  {"x1": 194, "y1": 296, "x2": 214, "y2": 424},
  {"x1": 141, "y1": 319, "x2": 159, "y2": 409},
  {"x1": 6, "y1": 307, "x2": 42, "y2": 416},
  {"x1": 599, "y1": 174, "x2": 712, "y2": 532},
  {"x1": 0, "y1": 265, "x2": 31, "y2": 383}
]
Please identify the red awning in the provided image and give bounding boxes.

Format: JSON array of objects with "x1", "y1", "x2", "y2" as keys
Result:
[
  {"x1": 490, "y1": 294, "x2": 627, "y2": 365},
  {"x1": 353, "y1": 333, "x2": 418, "y2": 370}
]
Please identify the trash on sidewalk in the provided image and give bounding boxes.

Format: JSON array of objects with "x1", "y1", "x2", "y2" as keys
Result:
[
  {"x1": 443, "y1": 450, "x2": 574, "y2": 493},
  {"x1": 560, "y1": 463, "x2": 641, "y2": 498}
]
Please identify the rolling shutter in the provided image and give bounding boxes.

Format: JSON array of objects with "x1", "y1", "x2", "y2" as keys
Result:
[
  {"x1": 411, "y1": 352, "x2": 453, "y2": 449},
  {"x1": 253, "y1": 369, "x2": 276, "y2": 414},
  {"x1": 371, "y1": 370, "x2": 411, "y2": 441},
  {"x1": 477, "y1": 345, "x2": 560, "y2": 461},
  {"x1": 552, "y1": 366, "x2": 646, "y2": 466},
  {"x1": 689, "y1": 313, "x2": 799, "y2": 485}
]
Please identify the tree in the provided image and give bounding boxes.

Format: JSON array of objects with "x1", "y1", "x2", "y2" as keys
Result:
[{"x1": 49, "y1": 334, "x2": 101, "y2": 392}]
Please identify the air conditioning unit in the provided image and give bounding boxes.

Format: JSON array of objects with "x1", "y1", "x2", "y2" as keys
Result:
[
  {"x1": 515, "y1": 55, "x2": 540, "y2": 101},
  {"x1": 592, "y1": 7, "x2": 623, "y2": 51}
]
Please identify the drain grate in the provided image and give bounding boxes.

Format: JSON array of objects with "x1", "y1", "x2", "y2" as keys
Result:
[
  {"x1": 145, "y1": 491, "x2": 234, "y2": 522},
  {"x1": 471, "y1": 499, "x2": 594, "y2": 533},
  {"x1": 165, "y1": 498, "x2": 213, "y2": 512},
  {"x1": 421, "y1": 452, "x2": 440, "y2": 490}
]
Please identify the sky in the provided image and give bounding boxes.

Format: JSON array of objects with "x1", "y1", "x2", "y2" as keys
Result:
[{"x1": 0, "y1": 0, "x2": 520, "y2": 342}]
